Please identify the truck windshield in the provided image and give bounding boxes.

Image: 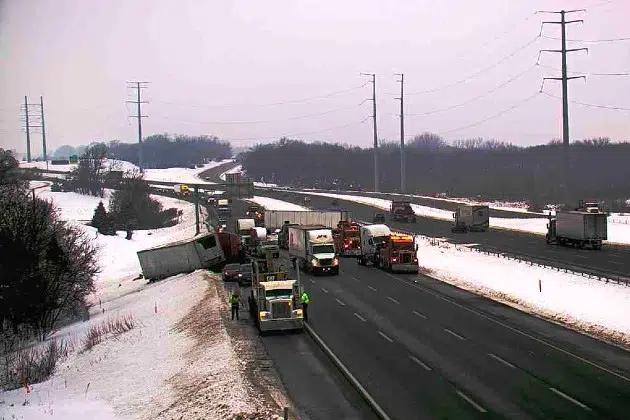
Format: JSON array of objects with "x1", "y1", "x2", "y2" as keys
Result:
[
  {"x1": 345, "y1": 230, "x2": 359, "y2": 238},
  {"x1": 262, "y1": 241, "x2": 276, "y2": 246},
  {"x1": 393, "y1": 242, "x2": 415, "y2": 251},
  {"x1": 265, "y1": 289, "x2": 292, "y2": 299},
  {"x1": 313, "y1": 244, "x2": 335, "y2": 254}
]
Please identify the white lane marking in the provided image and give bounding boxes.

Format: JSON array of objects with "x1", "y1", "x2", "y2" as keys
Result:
[
  {"x1": 609, "y1": 260, "x2": 623, "y2": 265},
  {"x1": 321, "y1": 287, "x2": 329, "y2": 294},
  {"x1": 573, "y1": 254, "x2": 589, "y2": 260},
  {"x1": 367, "y1": 285, "x2": 377, "y2": 292},
  {"x1": 549, "y1": 387, "x2": 591, "y2": 410},
  {"x1": 354, "y1": 313, "x2": 366, "y2": 322},
  {"x1": 456, "y1": 390, "x2": 487, "y2": 413},
  {"x1": 348, "y1": 274, "x2": 361, "y2": 282},
  {"x1": 488, "y1": 353, "x2": 516, "y2": 369},
  {"x1": 387, "y1": 296, "x2": 400, "y2": 305},
  {"x1": 409, "y1": 354, "x2": 432, "y2": 371},
  {"x1": 385, "y1": 273, "x2": 630, "y2": 383},
  {"x1": 444, "y1": 328, "x2": 466, "y2": 340},
  {"x1": 336, "y1": 298, "x2": 346, "y2": 306},
  {"x1": 413, "y1": 310, "x2": 427, "y2": 319},
  {"x1": 309, "y1": 279, "x2": 316, "y2": 283},
  {"x1": 378, "y1": 331, "x2": 394, "y2": 343}
]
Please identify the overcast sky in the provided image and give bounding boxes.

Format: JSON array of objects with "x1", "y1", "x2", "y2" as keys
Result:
[{"x1": 1, "y1": 0, "x2": 629, "y2": 156}]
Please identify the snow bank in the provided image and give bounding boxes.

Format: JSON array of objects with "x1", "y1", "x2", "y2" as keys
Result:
[
  {"x1": 247, "y1": 196, "x2": 308, "y2": 211},
  {"x1": 291, "y1": 190, "x2": 630, "y2": 245},
  {"x1": 21, "y1": 159, "x2": 136, "y2": 173},
  {"x1": 417, "y1": 237, "x2": 630, "y2": 346},
  {"x1": 143, "y1": 159, "x2": 233, "y2": 185}
]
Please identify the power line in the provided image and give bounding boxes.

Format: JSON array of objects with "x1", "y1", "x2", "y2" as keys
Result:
[
  {"x1": 361, "y1": 73, "x2": 379, "y2": 192},
  {"x1": 436, "y1": 91, "x2": 540, "y2": 135},
  {"x1": 538, "y1": 63, "x2": 630, "y2": 76},
  {"x1": 152, "y1": 83, "x2": 369, "y2": 109},
  {"x1": 540, "y1": 91, "x2": 630, "y2": 111},
  {"x1": 219, "y1": 118, "x2": 369, "y2": 143},
  {"x1": 407, "y1": 36, "x2": 540, "y2": 95},
  {"x1": 126, "y1": 81, "x2": 149, "y2": 172},
  {"x1": 542, "y1": 34, "x2": 630, "y2": 43},
  {"x1": 407, "y1": 64, "x2": 538, "y2": 117},
  {"x1": 153, "y1": 102, "x2": 366, "y2": 125}
]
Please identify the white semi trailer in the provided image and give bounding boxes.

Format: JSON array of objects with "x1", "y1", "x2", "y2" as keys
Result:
[{"x1": 546, "y1": 211, "x2": 607, "y2": 250}]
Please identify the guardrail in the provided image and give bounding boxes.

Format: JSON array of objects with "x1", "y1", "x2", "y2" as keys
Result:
[{"x1": 354, "y1": 219, "x2": 630, "y2": 287}]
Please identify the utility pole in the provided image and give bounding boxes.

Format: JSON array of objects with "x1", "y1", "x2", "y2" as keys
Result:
[
  {"x1": 361, "y1": 73, "x2": 379, "y2": 192},
  {"x1": 538, "y1": 9, "x2": 587, "y2": 205},
  {"x1": 40, "y1": 96, "x2": 48, "y2": 169},
  {"x1": 126, "y1": 81, "x2": 149, "y2": 172},
  {"x1": 395, "y1": 73, "x2": 405, "y2": 194},
  {"x1": 24, "y1": 96, "x2": 31, "y2": 162}
]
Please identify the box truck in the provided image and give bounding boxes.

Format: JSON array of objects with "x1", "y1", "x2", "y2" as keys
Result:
[
  {"x1": 265, "y1": 210, "x2": 351, "y2": 230},
  {"x1": 546, "y1": 211, "x2": 607, "y2": 250}
]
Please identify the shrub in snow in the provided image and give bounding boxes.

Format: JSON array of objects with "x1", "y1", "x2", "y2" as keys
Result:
[
  {"x1": 0, "y1": 186, "x2": 99, "y2": 340},
  {"x1": 91, "y1": 201, "x2": 116, "y2": 235},
  {"x1": 1, "y1": 334, "x2": 72, "y2": 391},
  {"x1": 82, "y1": 314, "x2": 137, "y2": 352},
  {"x1": 65, "y1": 143, "x2": 109, "y2": 197}
]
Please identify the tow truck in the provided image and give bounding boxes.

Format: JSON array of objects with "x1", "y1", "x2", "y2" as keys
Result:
[
  {"x1": 248, "y1": 251, "x2": 305, "y2": 334},
  {"x1": 377, "y1": 233, "x2": 418, "y2": 273},
  {"x1": 334, "y1": 221, "x2": 361, "y2": 256}
]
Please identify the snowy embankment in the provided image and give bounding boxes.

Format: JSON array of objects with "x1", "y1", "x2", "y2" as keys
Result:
[
  {"x1": 417, "y1": 237, "x2": 630, "y2": 347},
  {"x1": 247, "y1": 195, "x2": 308, "y2": 211},
  {"x1": 289, "y1": 190, "x2": 630, "y2": 246},
  {"x1": 252, "y1": 193, "x2": 630, "y2": 346},
  {"x1": 0, "y1": 187, "x2": 290, "y2": 419}
]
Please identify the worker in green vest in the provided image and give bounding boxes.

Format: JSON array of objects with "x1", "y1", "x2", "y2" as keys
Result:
[
  {"x1": 230, "y1": 291, "x2": 241, "y2": 320},
  {"x1": 300, "y1": 291, "x2": 310, "y2": 322}
]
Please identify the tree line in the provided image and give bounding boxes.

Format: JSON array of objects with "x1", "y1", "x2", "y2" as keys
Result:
[{"x1": 240, "y1": 134, "x2": 630, "y2": 210}]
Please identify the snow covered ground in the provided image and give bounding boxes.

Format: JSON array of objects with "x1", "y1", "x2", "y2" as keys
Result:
[
  {"x1": 247, "y1": 195, "x2": 308, "y2": 211},
  {"x1": 416, "y1": 236, "x2": 630, "y2": 346},
  {"x1": 289, "y1": 190, "x2": 630, "y2": 246},
  {"x1": 21, "y1": 159, "x2": 137, "y2": 173},
  {"x1": 1, "y1": 187, "x2": 289, "y2": 419}
]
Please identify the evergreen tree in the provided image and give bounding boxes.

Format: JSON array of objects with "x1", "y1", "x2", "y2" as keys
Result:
[{"x1": 92, "y1": 201, "x2": 107, "y2": 233}]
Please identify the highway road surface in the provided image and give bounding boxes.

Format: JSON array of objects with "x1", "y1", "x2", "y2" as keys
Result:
[
  {"x1": 215, "y1": 197, "x2": 630, "y2": 419},
  {"x1": 255, "y1": 188, "x2": 630, "y2": 281}
]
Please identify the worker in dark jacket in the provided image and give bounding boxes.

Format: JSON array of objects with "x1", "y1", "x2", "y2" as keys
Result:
[
  {"x1": 300, "y1": 291, "x2": 310, "y2": 322},
  {"x1": 230, "y1": 291, "x2": 241, "y2": 320}
]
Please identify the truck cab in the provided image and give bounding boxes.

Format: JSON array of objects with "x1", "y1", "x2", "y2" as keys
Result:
[
  {"x1": 288, "y1": 225, "x2": 339, "y2": 275},
  {"x1": 378, "y1": 233, "x2": 418, "y2": 273},
  {"x1": 334, "y1": 221, "x2": 361, "y2": 256},
  {"x1": 257, "y1": 239, "x2": 280, "y2": 259},
  {"x1": 248, "y1": 260, "x2": 304, "y2": 333},
  {"x1": 390, "y1": 200, "x2": 416, "y2": 223},
  {"x1": 358, "y1": 224, "x2": 392, "y2": 266}
]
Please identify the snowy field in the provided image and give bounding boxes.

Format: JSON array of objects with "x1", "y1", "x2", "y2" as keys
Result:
[
  {"x1": 1, "y1": 187, "x2": 288, "y2": 419},
  {"x1": 21, "y1": 159, "x2": 233, "y2": 185},
  {"x1": 289, "y1": 190, "x2": 630, "y2": 246},
  {"x1": 416, "y1": 237, "x2": 630, "y2": 346}
]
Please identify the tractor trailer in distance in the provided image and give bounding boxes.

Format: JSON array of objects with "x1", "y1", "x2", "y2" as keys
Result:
[
  {"x1": 546, "y1": 210, "x2": 607, "y2": 250},
  {"x1": 288, "y1": 225, "x2": 339, "y2": 275},
  {"x1": 452, "y1": 204, "x2": 490, "y2": 233},
  {"x1": 390, "y1": 200, "x2": 416, "y2": 223},
  {"x1": 274, "y1": 210, "x2": 351, "y2": 248}
]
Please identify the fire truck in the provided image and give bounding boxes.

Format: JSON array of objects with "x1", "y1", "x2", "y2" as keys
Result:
[
  {"x1": 334, "y1": 221, "x2": 361, "y2": 256},
  {"x1": 377, "y1": 233, "x2": 419, "y2": 273}
]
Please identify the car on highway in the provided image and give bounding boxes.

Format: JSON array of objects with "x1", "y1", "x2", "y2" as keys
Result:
[
  {"x1": 222, "y1": 263, "x2": 241, "y2": 282},
  {"x1": 238, "y1": 263, "x2": 253, "y2": 287}
]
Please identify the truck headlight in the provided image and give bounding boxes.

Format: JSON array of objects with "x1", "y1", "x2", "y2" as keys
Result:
[
  {"x1": 293, "y1": 309, "x2": 303, "y2": 318},
  {"x1": 311, "y1": 258, "x2": 319, "y2": 266},
  {"x1": 333, "y1": 258, "x2": 339, "y2": 265},
  {"x1": 259, "y1": 311, "x2": 270, "y2": 319}
]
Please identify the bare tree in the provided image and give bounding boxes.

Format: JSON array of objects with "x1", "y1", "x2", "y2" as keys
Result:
[{"x1": 66, "y1": 143, "x2": 108, "y2": 197}]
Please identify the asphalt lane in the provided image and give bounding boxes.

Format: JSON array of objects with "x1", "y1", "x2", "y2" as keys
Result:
[
  {"x1": 256, "y1": 188, "x2": 630, "y2": 279},
  {"x1": 218, "y1": 199, "x2": 379, "y2": 420}
]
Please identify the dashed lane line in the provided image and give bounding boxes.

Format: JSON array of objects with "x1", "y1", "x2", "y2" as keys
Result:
[
  {"x1": 444, "y1": 328, "x2": 466, "y2": 340},
  {"x1": 367, "y1": 285, "x2": 378, "y2": 292},
  {"x1": 378, "y1": 331, "x2": 394, "y2": 343},
  {"x1": 412, "y1": 310, "x2": 427, "y2": 319},
  {"x1": 549, "y1": 387, "x2": 591, "y2": 411},
  {"x1": 409, "y1": 354, "x2": 432, "y2": 371},
  {"x1": 336, "y1": 298, "x2": 346, "y2": 306},
  {"x1": 456, "y1": 390, "x2": 487, "y2": 413},
  {"x1": 387, "y1": 296, "x2": 400, "y2": 305},
  {"x1": 321, "y1": 287, "x2": 329, "y2": 294},
  {"x1": 488, "y1": 353, "x2": 516, "y2": 369},
  {"x1": 354, "y1": 313, "x2": 366, "y2": 322}
]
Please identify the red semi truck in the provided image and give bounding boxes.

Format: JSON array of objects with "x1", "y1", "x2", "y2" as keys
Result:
[
  {"x1": 377, "y1": 233, "x2": 418, "y2": 273},
  {"x1": 334, "y1": 221, "x2": 361, "y2": 256}
]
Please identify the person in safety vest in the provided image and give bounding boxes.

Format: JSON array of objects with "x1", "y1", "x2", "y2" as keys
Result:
[
  {"x1": 230, "y1": 291, "x2": 241, "y2": 320},
  {"x1": 300, "y1": 291, "x2": 310, "y2": 322}
]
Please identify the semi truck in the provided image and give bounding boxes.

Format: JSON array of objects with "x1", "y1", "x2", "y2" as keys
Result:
[
  {"x1": 358, "y1": 224, "x2": 392, "y2": 266},
  {"x1": 377, "y1": 233, "x2": 419, "y2": 273},
  {"x1": 265, "y1": 210, "x2": 351, "y2": 230},
  {"x1": 173, "y1": 184, "x2": 190, "y2": 196},
  {"x1": 452, "y1": 204, "x2": 490, "y2": 233},
  {"x1": 288, "y1": 225, "x2": 339, "y2": 275},
  {"x1": 236, "y1": 219, "x2": 256, "y2": 236},
  {"x1": 546, "y1": 210, "x2": 607, "y2": 250},
  {"x1": 390, "y1": 200, "x2": 416, "y2": 223},
  {"x1": 246, "y1": 204, "x2": 265, "y2": 227},
  {"x1": 248, "y1": 255, "x2": 304, "y2": 334},
  {"x1": 137, "y1": 232, "x2": 225, "y2": 281},
  {"x1": 217, "y1": 231, "x2": 245, "y2": 264},
  {"x1": 334, "y1": 221, "x2": 361, "y2": 256}
]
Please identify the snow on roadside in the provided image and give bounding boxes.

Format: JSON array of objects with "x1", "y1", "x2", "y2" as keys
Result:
[
  {"x1": 0, "y1": 271, "x2": 277, "y2": 420},
  {"x1": 21, "y1": 159, "x2": 137, "y2": 173},
  {"x1": 247, "y1": 195, "x2": 308, "y2": 211},
  {"x1": 143, "y1": 159, "x2": 233, "y2": 185},
  {"x1": 417, "y1": 237, "x2": 630, "y2": 346},
  {"x1": 290, "y1": 190, "x2": 630, "y2": 245}
]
